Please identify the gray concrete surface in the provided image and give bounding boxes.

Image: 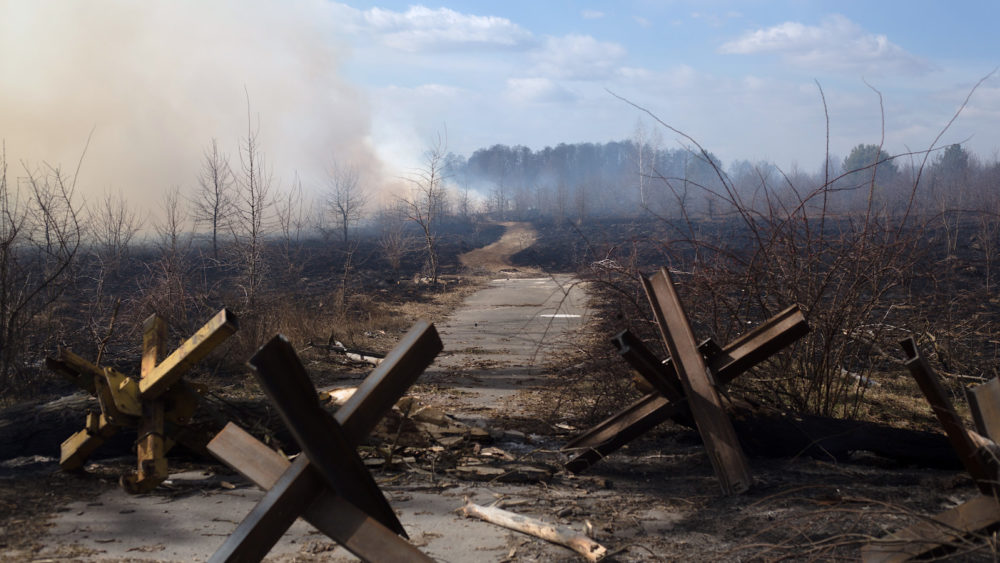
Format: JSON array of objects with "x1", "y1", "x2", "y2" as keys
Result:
[{"x1": 428, "y1": 274, "x2": 591, "y2": 412}]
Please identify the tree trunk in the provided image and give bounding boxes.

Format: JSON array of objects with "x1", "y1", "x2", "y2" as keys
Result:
[
  {"x1": 730, "y1": 406, "x2": 960, "y2": 469},
  {"x1": 0, "y1": 393, "x2": 293, "y2": 463},
  {"x1": 0, "y1": 393, "x2": 135, "y2": 460}
]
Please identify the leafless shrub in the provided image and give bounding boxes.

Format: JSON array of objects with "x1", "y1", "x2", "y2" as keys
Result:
[
  {"x1": 602, "y1": 75, "x2": 992, "y2": 417},
  {"x1": 376, "y1": 203, "x2": 415, "y2": 276},
  {"x1": 0, "y1": 147, "x2": 83, "y2": 393},
  {"x1": 274, "y1": 176, "x2": 308, "y2": 285},
  {"x1": 131, "y1": 187, "x2": 198, "y2": 335},
  {"x1": 228, "y1": 95, "x2": 274, "y2": 312}
]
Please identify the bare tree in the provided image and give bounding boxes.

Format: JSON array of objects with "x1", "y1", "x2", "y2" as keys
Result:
[
  {"x1": 230, "y1": 98, "x2": 274, "y2": 308},
  {"x1": 631, "y1": 118, "x2": 662, "y2": 210},
  {"x1": 155, "y1": 186, "x2": 189, "y2": 259},
  {"x1": 325, "y1": 160, "x2": 369, "y2": 243},
  {"x1": 89, "y1": 189, "x2": 143, "y2": 274},
  {"x1": 275, "y1": 175, "x2": 307, "y2": 281},
  {"x1": 136, "y1": 186, "x2": 194, "y2": 334},
  {"x1": 0, "y1": 148, "x2": 83, "y2": 389},
  {"x1": 400, "y1": 136, "x2": 449, "y2": 284},
  {"x1": 191, "y1": 138, "x2": 233, "y2": 261}
]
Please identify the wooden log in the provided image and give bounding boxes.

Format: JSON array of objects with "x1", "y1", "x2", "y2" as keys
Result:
[
  {"x1": 460, "y1": 499, "x2": 607, "y2": 562},
  {"x1": 0, "y1": 393, "x2": 136, "y2": 461},
  {"x1": 731, "y1": 409, "x2": 960, "y2": 468}
]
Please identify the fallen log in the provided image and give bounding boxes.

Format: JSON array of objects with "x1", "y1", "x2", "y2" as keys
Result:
[
  {"x1": 0, "y1": 392, "x2": 289, "y2": 463},
  {"x1": 0, "y1": 393, "x2": 135, "y2": 460},
  {"x1": 460, "y1": 498, "x2": 607, "y2": 562},
  {"x1": 731, "y1": 408, "x2": 961, "y2": 469},
  {"x1": 309, "y1": 341, "x2": 384, "y2": 366}
]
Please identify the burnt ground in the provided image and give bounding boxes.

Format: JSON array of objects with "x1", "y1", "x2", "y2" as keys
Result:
[{"x1": 1, "y1": 218, "x2": 998, "y2": 561}]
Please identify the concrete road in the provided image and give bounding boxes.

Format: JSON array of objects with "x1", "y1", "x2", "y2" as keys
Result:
[{"x1": 427, "y1": 274, "x2": 591, "y2": 411}]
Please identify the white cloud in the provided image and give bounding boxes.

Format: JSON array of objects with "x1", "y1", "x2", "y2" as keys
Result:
[
  {"x1": 634, "y1": 16, "x2": 652, "y2": 28},
  {"x1": 361, "y1": 5, "x2": 532, "y2": 51},
  {"x1": 582, "y1": 10, "x2": 604, "y2": 20},
  {"x1": 505, "y1": 78, "x2": 577, "y2": 104},
  {"x1": 719, "y1": 14, "x2": 931, "y2": 75},
  {"x1": 531, "y1": 34, "x2": 627, "y2": 80}
]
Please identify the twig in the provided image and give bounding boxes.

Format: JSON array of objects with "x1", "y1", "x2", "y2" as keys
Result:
[{"x1": 95, "y1": 297, "x2": 121, "y2": 367}]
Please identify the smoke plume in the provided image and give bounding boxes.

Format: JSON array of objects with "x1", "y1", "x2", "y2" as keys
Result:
[{"x1": 0, "y1": 0, "x2": 379, "y2": 218}]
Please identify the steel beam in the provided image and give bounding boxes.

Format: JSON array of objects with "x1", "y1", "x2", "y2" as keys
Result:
[
  {"x1": 208, "y1": 321, "x2": 441, "y2": 562},
  {"x1": 563, "y1": 304, "x2": 807, "y2": 475}
]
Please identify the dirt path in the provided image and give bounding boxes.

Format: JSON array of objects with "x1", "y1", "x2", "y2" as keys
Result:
[
  {"x1": 459, "y1": 221, "x2": 538, "y2": 274},
  {"x1": 428, "y1": 222, "x2": 590, "y2": 417}
]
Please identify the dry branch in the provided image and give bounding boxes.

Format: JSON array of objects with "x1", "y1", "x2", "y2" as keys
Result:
[
  {"x1": 460, "y1": 498, "x2": 607, "y2": 561},
  {"x1": 309, "y1": 341, "x2": 384, "y2": 366}
]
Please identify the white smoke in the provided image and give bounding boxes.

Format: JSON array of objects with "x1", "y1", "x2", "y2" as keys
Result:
[{"x1": 0, "y1": 0, "x2": 380, "y2": 218}]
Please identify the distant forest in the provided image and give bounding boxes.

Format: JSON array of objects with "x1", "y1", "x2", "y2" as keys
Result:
[{"x1": 441, "y1": 139, "x2": 998, "y2": 221}]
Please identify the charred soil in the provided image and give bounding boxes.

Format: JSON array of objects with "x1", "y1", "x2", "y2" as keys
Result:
[{"x1": 1, "y1": 218, "x2": 997, "y2": 561}]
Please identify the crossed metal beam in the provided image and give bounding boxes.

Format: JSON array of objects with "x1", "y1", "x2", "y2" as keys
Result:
[
  {"x1": 863, "y1": 338, "x2": 1000, "y2": 562},
  {"x1": 563, "y1": 267, "x2": 808, "y2": 494},
  {"x1": 49, "y1": 309, "x2": 237, "y2": 492},
  {"x1": 207, "y1": 320, "x2": 442, "y2": 562}
]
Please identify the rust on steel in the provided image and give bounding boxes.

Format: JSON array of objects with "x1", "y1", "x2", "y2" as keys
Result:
[
  {"x1": 248, "y1": 334, "x2": 406, "y2": 536},
  {"x1": 708, "y1": 304, "x2": 808, "y2": 384},
  {"x1": 208, "y1": 321, "x2": 441, "y2": 563},
  {"x1": 901, "y1": 337, "x2": 995, "y2": 494},
  {"x1": 863, "y1": 340, "x2": 1000, "y2": 559},
  {"x1": 643, "y1": 267, "x2": 752, "y2": 494},
  {"x1": 968, "y1": 376, "x2": 1000, "y2": 443},
  {"x1": 208, "y1": 423, "x2": 434, "y2": 563},
  {"x1": 861, "y1": 494, "x2": 1000, "y2": 562},
  {"x1": 613, "y1": 329, "x2": 685, "y2": 401},
  {"x1": 563, "y1": 304, "x2": 807, "y2": 474},
  {"x1": 139, "y1": 308, "x2": 238, "y2": 398},
  {"x1": 563, "y1": 393, "x2": 682, "y2": 473},
  {"x1": 209, "y1": 452, "x2": 323, "y2": 563}
]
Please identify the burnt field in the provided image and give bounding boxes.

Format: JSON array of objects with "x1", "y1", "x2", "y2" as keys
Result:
[
  {"x1": 3, "y1": 215, "x2": 1000, "y2": 561},
  {"x1": 521, "y1": 213, "x2": 1000, "y2": 395}
]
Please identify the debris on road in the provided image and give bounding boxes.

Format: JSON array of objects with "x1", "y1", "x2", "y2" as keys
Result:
[{"x1": 460, "y1": 497, "x2": 608, "y2": 562}]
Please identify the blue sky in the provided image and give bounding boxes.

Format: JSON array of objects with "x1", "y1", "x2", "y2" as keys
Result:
[
  {"x1": 2, "y1": 1, "x2": 998, "y2": 212},
  {"x1": 337, "y1": 1, "x2": 1000, "y2": 171}
]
